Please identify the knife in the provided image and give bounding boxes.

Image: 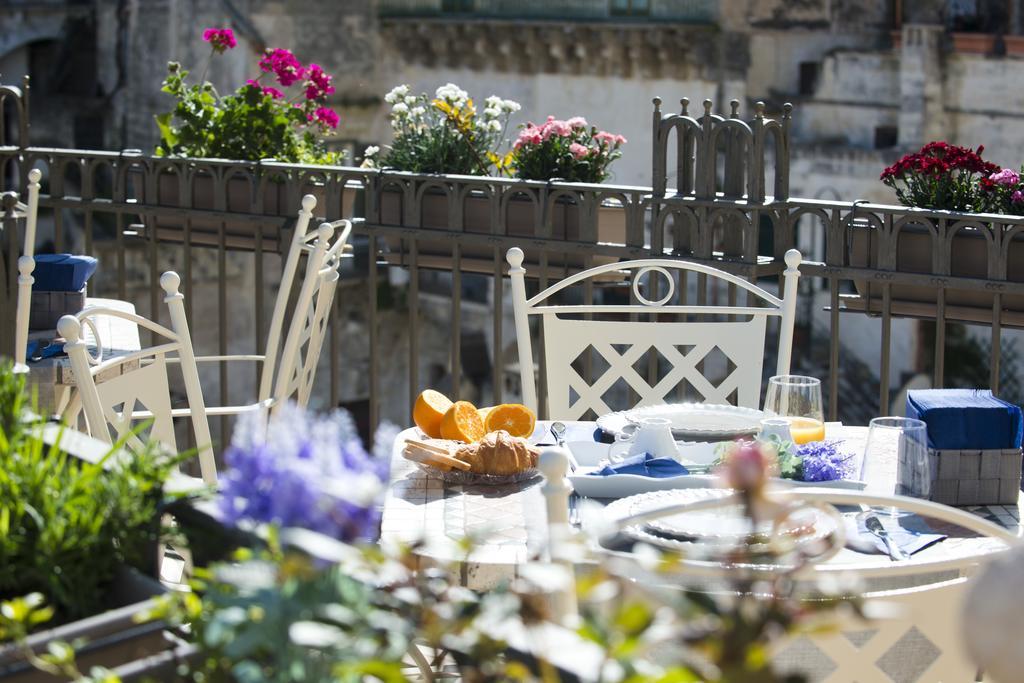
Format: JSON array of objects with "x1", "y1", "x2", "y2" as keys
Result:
[{"x1": 858, "y1": 510, "x2": 909, "y2": 561}]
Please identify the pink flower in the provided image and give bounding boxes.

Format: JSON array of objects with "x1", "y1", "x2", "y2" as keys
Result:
[
  {"x1": 514, "y1": 125, "x2": 543, "y2": 149},
  {"x1": 566, "y1": 116, "x2": 588, "y2": 129},
  {"x1": 718, "y1": 440, "x2": 778, "y2": 494},
  {"x1": 540, "y1": 116, "x2": 571, "y2": 139},
  {"x1": 594, "y1": 131, "x2": 627, "y2": 146},
  {"x1": 304, "y1": 63, "x2": 335, "y2": 101},
  {"x1": 990, "y1": 168, "x2": 1021, "y2": 187},
  {"x1": 259, "y1": 48, "x2": 304, "y2": 87},
  {"x1": 311, "y1": 107, "x2": 339, "y2": 130},
  {"x1": 203, "y1": 28, "x2": 236, "y2": 54},
  {"x1": 262, "y1": 86, "x2": 284, "y2": 99},
  {"x1": 1013, "y1": 190, "x2": 1024, "y2": 203},
  {"x1": 569, "y1": 142, "x2": 590, "y2": 160}
]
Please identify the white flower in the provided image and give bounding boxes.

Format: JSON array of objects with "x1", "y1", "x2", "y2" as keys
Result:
[
  {"x1": 410, "y1": 105, "x2": 426, "y2": 118},
  {"x1": 483, "y1": 107, "x2": 501, "y2": 119},
  {"x1": 502, "y1": 99, "x2": 521, "y2": 113},
  {"x1": 485, "y1": 119, "x2": 502, "y2": 132},
  {"x1": 363, "y1": 145, "x2": 380, "y2": 157},
  {"x1": 392, "y1": 102, "x2": 409, "y2": 115},
  {"x1": 385, "y1": 84, "x2": 409, "y2": 104},
  {"x1": 435, "y1": 82, "x2": 468, "y2": 105},
  {"x1": 403, "y1": 95, "x2": 417, "y2": 105},
  {"x1": 485, "y1": 95, "x2": 503, "y2": 109}
]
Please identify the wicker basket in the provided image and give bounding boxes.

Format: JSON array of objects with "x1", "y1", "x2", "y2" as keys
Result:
[{"x1": 918, "y1": 448, "x2": 1023, "y2": 506}]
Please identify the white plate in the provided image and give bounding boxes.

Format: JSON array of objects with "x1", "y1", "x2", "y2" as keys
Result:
[
  {"x1": 596, "y1": 403, "x2": 765, "y2": 440},
  {"x1": 606, "y1": 489, "x2": 840, "y2": 552}
]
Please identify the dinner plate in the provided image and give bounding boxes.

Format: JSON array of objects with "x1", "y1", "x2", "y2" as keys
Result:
[
  {"x1": 596, "y1": 403, "x2": 765, "y2": 440},
  {"x1": 605, "y1": 489, "x2": 840, "y2": 552}
]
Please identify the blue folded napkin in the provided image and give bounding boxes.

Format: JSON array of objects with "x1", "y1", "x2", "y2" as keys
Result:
[
  {"x1": 906, "y1": 389, "x2": 1023, "y2": 450},
  {"x1": 843, "y1": 514, "x2": 946, "y2": 556},
  {"x1": 589, "y1": 452, "x2": 689, "y2": 478},
  {"x1": 32, "y1": 254, "x2": 98, "y2": 292}
]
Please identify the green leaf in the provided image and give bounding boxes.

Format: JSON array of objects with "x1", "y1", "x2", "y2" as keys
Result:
[{"x1": 154, "y1": 113, "x2": 178, "y2": 148}]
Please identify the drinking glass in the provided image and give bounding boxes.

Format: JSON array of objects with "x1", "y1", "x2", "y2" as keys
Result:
[
  {"x1": 763, "y1": 375, "x2": 825, "y2": 444},
  {"x1": 861, "y1": 417, "x2": 930, "y2": 516}
]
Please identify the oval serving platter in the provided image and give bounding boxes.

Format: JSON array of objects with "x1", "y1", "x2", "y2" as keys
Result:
[{"x1": 596, "y1": 403, "x2": 765, "y2": 441}]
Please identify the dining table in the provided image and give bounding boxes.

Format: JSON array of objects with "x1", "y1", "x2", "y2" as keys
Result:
[{"x1": 379, "y1": 421, "x2": 1022, "y2": 590}]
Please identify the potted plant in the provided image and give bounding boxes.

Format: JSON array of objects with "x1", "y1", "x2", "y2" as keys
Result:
[
  {"x1": 151, "y1": 28, "x2": 345, "y2": 249},
  {"x1": 0, "y1": 365, "x2": 185, "y2": 680},
  {"x1": 854, "y1": 141, "x2": 1024, "y2": 323}
]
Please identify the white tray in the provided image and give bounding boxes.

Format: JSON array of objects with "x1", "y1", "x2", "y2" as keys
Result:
[{"x1": 596, "y1": 403, "x2": 765, "y2": 440}]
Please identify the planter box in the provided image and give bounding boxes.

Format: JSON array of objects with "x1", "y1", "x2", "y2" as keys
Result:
[
  {"x1": 151, "y1": 173, "x2": 344, "y2": 253},
  {"x1": 848, "y1": 221, "x2": 1024, "y2": 326},
  {"x1": 0, "y1": 567, "x2": 172, "y2": 682},
  {"x1": 950, "y1": 32, "x2": 996, "y2": 54},
  {"x1": 377, "y1": 185, "x2": 625, "y2": 277}
]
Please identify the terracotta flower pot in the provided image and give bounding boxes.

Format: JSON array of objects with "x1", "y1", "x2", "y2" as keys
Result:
[
  {"x1": 152, "y1": 173, "x2": 329, "y2": 252},
  {"x1": 849, "y1": 220, "x2": 1024, "y2": 325},
  {"x1": 377, "y1": 183, "x2": 624, "y2": 277},
  {"x1": 950, "y1": 32, "x2": 996, "y2": 54}
]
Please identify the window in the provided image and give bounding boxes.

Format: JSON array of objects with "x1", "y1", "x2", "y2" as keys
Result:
[
  {"x1": 798, "y1": 61, "x2": 820, "y2": 96},
  {"x1": 611, "y1": 0, "x2": 651, "y2": 16},
  {"x1": 875, "y1": 125, "x2": 899, "y2": 149}
]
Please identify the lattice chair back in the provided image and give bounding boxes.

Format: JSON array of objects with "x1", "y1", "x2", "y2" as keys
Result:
[
  {"x1": 271, "y1": 220, "x2": 351, "y2": 411},
  {"x1": 507, "y1": 248, "x2": 802, "y2": 419},
  {"x1": 257, "y1": 193, "x2": 318, "y2": 402},
  {"x1": 59, "y1": 272, "x2": 217, "y2": 484},
  {"x1": 13, "y1": 168, "x2": 41, "y2": 372},
  {"x1": 537, "y1": 449, "x2": 1014, "y2": 682}
]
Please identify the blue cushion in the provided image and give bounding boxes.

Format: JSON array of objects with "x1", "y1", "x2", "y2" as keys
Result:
[
  {"x1": 32, "y1": 254, "x2": 98, "y2": 292},
  {"x1": 906, "y1": 389, "x2": 1023, "y2": 450}
]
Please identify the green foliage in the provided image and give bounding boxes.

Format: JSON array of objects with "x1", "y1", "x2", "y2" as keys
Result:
[
  {"x1": 155, "y1": 63, "x2": 341, "y2": 165},
  {"x1": 511, "y1": 118, "x2": 625, "y2": 183},
  {"x1": 0, "y1": 363, "x2": 180, "y2": 626}
]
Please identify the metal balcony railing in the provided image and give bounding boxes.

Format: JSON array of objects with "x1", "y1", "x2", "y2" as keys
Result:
[{"x1": 3, "y1": 146, "x2": 1023, "y2": 448}]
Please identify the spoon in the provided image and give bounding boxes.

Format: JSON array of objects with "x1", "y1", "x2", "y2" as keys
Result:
[
  {"x1": 550, "y1": 421, "x2": 579, "y2": 471},
  {"x1": 858, "y1": 510, "x2": 908, "y2": 562}
]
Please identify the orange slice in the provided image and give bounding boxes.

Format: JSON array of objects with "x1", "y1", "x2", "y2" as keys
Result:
[
  {"x1": 413, "y1": 389, "x2": 453, "y2": 438},
  {"x1": 484, "y1": 403, "x2": 537, "y2": 439},
  {"x1": 440, "y1": 401, "x2": 486, "y2": 442}
]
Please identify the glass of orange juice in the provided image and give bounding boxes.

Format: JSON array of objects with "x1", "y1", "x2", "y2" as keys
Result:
[{"x1": 763, "y1": 375, "x2": 825, "y2": 445}]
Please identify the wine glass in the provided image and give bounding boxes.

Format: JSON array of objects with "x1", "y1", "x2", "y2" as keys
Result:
[
  {"x1": 861, "y1": 417, "x2": 930, "y2": 517},
  {"x1": 763, "y1": 375, "x2": 825, "y2": 445}
]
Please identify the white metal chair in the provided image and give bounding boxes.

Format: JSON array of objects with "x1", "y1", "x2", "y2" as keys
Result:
[
  {"x1": 507, "y1": 247, "x2": 802, "y2": 418},
  {"x1": 13, "y1": 168, "x2": 41, "y2": 372},
  {"x1": 58, "y1": 271, "x2": 217, "y2": 484},
  {"x1": 536, "y1": 448, "x2": 1016, "y2": 682},
  {"x1": 269, "y1": 219, "x2": 351, "y2": 412}
]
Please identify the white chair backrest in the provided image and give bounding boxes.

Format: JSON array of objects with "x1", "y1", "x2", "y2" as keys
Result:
[
  {"x1": 257, "y1": 193, "x2": 318, "y2": 403},
  {"x1": 507, "y1": 247, "x2": 802, "y2": 418},
  {"x1": 271, "y1": 219, "x2": 351, "y2": 411},
  {"x1": 59, "y1": 272, "x2": 217, "y2": 484},
  {"x1": 13, "y1": 168, "x2": 41, "y2": 371}
]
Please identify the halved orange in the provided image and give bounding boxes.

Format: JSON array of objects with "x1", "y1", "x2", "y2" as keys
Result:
[
  {"x1": 413, "y1": 389, "x2": 453, "y2": 438},
  {"x1": 484, "y1": 403, "x2": 537, "y2": 439},
  {"x1": 440, "y1": 401, "x2": 486, "y2": 442}
]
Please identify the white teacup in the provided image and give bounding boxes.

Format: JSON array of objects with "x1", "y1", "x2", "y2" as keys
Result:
[
  {"x1": 610, "y1": 417, "x2": 679, "y2": 462},
  {"x1": 758, "y1": 417, "x2": 794, "y2": 443}
]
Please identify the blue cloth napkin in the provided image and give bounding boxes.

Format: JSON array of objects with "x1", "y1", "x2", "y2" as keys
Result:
[
  {"x1": 32, "y1": 254, "x2": 98, "y2": 292},
  {"x1": 906, "y1": 389, "x2": 1023, "y2": 450},
  {"x1": 843, "y1": 514, "x2": 946, "y2": 556},
  {"x1": 589, "y1": 452, "x2": 689, "y2": 478}
]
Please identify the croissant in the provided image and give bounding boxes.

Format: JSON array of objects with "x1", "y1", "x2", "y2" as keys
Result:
[{"x1": 455, "y1": 430, "x2": 539, "y2": 476}]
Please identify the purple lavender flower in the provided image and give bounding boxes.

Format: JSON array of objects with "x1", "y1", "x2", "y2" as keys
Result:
[
  {"x1": 219, "y1": 404, "x2": 396, "y2": 542},
  {"x1": 796, "y1": 440, "x2": 852, "y2": 482}
]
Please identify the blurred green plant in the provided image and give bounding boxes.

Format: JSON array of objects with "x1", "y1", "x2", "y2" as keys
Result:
[{"x1": 0, "y1": 362, "x2": 183, "y2": 626}]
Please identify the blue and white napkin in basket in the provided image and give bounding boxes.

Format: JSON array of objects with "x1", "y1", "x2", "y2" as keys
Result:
[{"x1": 906, "y1": 388, "x2": 1023, "y2": 450}]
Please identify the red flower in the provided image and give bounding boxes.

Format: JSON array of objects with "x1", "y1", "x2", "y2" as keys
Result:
[
  {"x1": 311, "y1": 107, "x2": 339, "y2": 130},
  {"x1": 259, "y1": 48, "x2": 304, "y2": 87},
  {"x1": 203, "y1": 28, "x2": 236, "y2": 54},
  {"x1": 303, "y1": 63, "x2": 335, "y2": 101}
]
